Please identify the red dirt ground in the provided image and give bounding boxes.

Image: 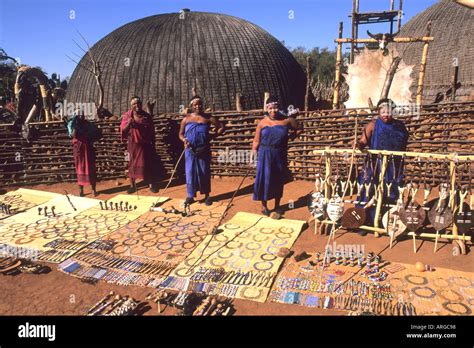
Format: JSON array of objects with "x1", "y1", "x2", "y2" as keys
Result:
[{"x1": 0, "y1": 177, "x2": 472, "y2": 315}]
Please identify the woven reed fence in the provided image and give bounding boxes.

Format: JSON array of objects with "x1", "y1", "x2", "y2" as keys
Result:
[{"x1": 0, "y1": 101, "x2": 473, "y2": 187}]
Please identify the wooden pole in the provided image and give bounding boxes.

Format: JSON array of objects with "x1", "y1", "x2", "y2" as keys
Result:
[
  {"x1": 333, "y1": 22, "x2": 343, "y2": 110},
  {"x1": 448, "y1": 160, "x2": 464, "y2": 254},
  {"x1": 451, "y1": 64, "x2": 459, "y2": 101},
  {"x1": 416, "y1": 21, "x2": 432, "y2": 106},
  {"x1": 317, "y1": 221, "x2": 472, "y2": 242},
  {"x1": 305, "y1": 56, "x2": 311, "y2": 112},
  {"x1": 236, "y1": 93, "x2": 242, "y2": 112},
  {"x1": 408, "y1": 232, "x2": 470, "y2": 242},
  {"x1": 324, "y1": 150, "x2": 331, "y2": 201},
  {"x1": 368, "y1": 97, "x2": 375, "y2": 111},
  {"x1": 398, "y1": 0, "x2": 403, "y2": 32},
  {"x1": 380, "y1": 56, "x2": 402, "y2": 100},
  {"x1": 350, "y1": 0, "x2": 357, "y2": 64},
  {"x1": 312, "y1": 149, "x2": 474, "y2": 162},
  {"x1": 336, "y1": 37, "x2": 433, "y2": 44},
  {"x1": 373, "y1": 155, "x2": 388, "y2": 237},
  {"x1": 390, "y1": 0, "x2": 395, "y2": 34},
  {"x1": 263, "y1": 92, "x2": 270, "y2": 111}
]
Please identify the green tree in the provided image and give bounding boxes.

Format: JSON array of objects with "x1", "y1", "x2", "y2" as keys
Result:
[{"x1": 288, "y1": 46, "x2": 348, "y2": 83}]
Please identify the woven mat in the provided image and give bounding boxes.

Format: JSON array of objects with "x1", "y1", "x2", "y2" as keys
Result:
[
  {"x1": 388, "y1": 263, "x2": 474, "y2": 316},
  {"x1": 268, "y1": 256, "x2": 474, "y2": 316},
  {"x1": 269, "y1": 257, "x2": 365, "y2": 305},
  {"x1": 159, "y1": 212, "x2": 306, "y2": 302},
  {"x1": 0, "y1": 189, "x2": 59, "y2": 221},
  {"x1": 58, "y1": 199, "x2": 226, "y2": 287},
  {"x1": 0, "y1": 194, "x2": 159, "y2": 263}
]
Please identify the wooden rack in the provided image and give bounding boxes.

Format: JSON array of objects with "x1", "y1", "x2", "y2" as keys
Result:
[{"x1": 312, "y1": 148, "x2": 472, "y2": 253}]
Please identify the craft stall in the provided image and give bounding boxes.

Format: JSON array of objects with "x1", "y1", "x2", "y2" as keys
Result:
[
  {"x1": 310, "y1": 148, "x2": 473, "y2": 254},
  {"x1": 269, "y1": 250, "x2": 473, "y2": 316},
  {"x1": 59, "y1": 199, "x2": 227, "y2": 287}
]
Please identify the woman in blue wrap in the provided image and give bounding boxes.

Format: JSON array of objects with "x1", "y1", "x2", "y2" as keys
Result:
[
  {"x1": 251, "y1": 97, "x2": 301, "y2": 217},
  {"x1": 179, "y1": 96, "x2": 224, "y2": 206},
  {"x1": 355, "y1": 98, "x2": 409, "y2": 235}
]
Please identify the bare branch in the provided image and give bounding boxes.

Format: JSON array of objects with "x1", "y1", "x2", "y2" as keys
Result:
[
  {"x1": 65, "y1": 54, "x2": 95, "y2": 75},
  {"x1": 72, "y1": 39, "x2": 88, "y2": 55}
]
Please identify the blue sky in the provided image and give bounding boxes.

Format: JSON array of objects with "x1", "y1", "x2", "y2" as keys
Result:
[{"x1": 0, "y1": 0, "x2": 437, "y2": 79}]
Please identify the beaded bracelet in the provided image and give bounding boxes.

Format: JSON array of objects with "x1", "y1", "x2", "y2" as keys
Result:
[
  {"x1": 411, "y1": 286, "x2": 436, "y2": 299},
  {"x1": 442, "y1": 301, "x2": 472, "y2": 315},
  {"x1": 447, "y1": 276, "x2": 473, "y2": 288},
  {"x1": 405, "y1": 274, "x2": 428, "y2": 286},
  {"x1": 438, "y1": 289, "x2": 464, "y2": 302},
  {"x1": 431, "y1": 277, "x2": 450, "y2": 289}
]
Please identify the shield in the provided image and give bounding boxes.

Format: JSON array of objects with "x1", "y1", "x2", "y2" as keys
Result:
[
  {"x1": 308, "y1": 192, "x2": 327, "y2": 221},
  {"x1": 326, "y1": 195, "x2": 344, "y2": 223},
  {"x1": 341, "y1": 207, "x2": 366, "y2": 229},
  {"x1": 399, "y1": 204, "x2": 426, "y2": 232},
  {"x1": 454, "y1": 203, "x2": 472, "y2": 235},
  {"x1": 428, "y1": 200, "x2": 453, "y2": 232},
  {"x1": 382, "y1": 206, "x2": 407, "y2": 238}
]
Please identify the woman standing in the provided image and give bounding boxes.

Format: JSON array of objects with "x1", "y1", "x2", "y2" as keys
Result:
[
  {"x1": 68, "y1": 111, "x2": 100, "y2": 197},
  {"x1": 179, "y1": 96, "x2": 224, "y2": 206},
  {"x1": 120, "y1": 96, "x2": 159, "y2": 194},
  {"x1": 252, "y1": 97, "x2": 301, "y2": 217},
  {"x1": 355, "y1": 98, "x2": 409, "y2": 235}
]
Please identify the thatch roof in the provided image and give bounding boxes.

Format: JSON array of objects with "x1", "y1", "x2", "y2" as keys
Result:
[
  {"x1": 66, "y1": 10, "x2": 306, "y2": 115},
  {"x1": 397, "y1": 0, "x2": 474, "y2": 101}
]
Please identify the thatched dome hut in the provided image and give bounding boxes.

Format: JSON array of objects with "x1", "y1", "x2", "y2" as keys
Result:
[
  {"x1": 397, "y1": 0, "x2": 474, "y2": 102},
  {"x1": 66, "y1": 9, "x2": 306, "y2": 116}
]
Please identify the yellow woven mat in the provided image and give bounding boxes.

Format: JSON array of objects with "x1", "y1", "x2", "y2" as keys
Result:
[
  {"x1": 58, "y1": 200, "x2": 227, "y2": 287},
  {"x1": 160, "y1": 212, "x2": 306, "y2": 302},
  {"x1": 0, "y1": 189, "x2": 59, "y2": 221},
  {"x1": 388, "y1": 263, "x2": 474, "y2": 316},
  {"x1": 0, "y1": 194, "x2": 160, "y2": 263}
]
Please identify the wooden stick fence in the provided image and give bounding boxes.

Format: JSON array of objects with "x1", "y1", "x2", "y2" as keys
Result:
[{"x1": 0, "y1": 101, "x2": 473, "y2": 186}]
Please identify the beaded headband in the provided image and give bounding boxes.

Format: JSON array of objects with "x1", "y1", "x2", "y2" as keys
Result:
[{"x1": 266, "y1": 101, "x2": 279, "y2": 109}]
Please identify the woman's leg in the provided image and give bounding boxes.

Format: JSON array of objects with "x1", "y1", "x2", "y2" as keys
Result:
[
  {"x1": 91, "y1": 183, "x2": 98, "y2": 196},
  {"x1": 79, "y1": 185, "x2": 84, "y2": 197},
  {"x1": 204, "y1": 193, "x2": 212, "y2": 206},
  {"x1": 274, "y1": 197, "x2": 281, "y2": 211},
  {"x1": 261, "y1": 200, "x2": 270, "y2": 216},
  {"x1": 127, "y1": 178, "x2": 136, "y2": 194}
]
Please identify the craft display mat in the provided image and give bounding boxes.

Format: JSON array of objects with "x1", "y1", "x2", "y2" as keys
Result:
[
  {"x1": 161, "y1": 212, "x2": 306, "y2": 302},
  {"x1": 0, "y1": 194, "x2": 159, "y2": 263},
  {"x1": 269, "y1": 259, "x2": 367, "y2": 309},
  {"x1": 0, "y1": 189, "x2": 60, "y2": 221},
  {"x1": 269, "y1": 257, "x2": 474, "y2": 316},
  {"x1": 60, "y1": 199, "x2": 227, "y2": 286},
  {"x1": 388, "y1": 263, "x2": 474, "y2": 316}
]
